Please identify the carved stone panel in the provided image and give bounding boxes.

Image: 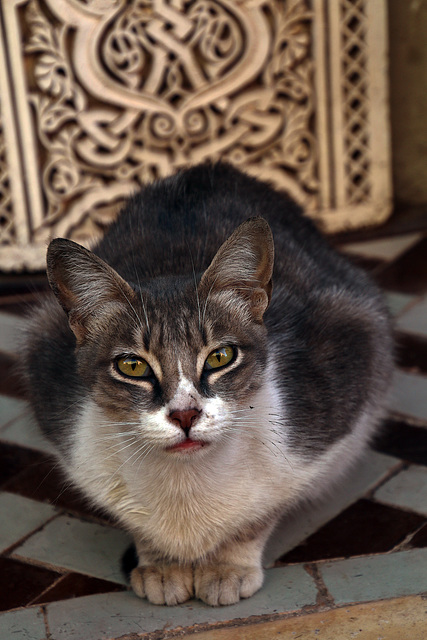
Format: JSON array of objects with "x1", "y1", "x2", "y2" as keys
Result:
[{"x1": 0, "y1": 0, "x2": 391, "y2": 271}]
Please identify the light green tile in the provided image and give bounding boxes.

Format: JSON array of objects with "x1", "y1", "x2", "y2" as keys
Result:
[
  {"x1": 46, "y1": 566, "x2": 317, "y2": 639},
  {"x1": 0, "y1": 606, "x2": 46, "y2": 640},
  {"x1": 0, "y1": 312, "x2": 28, "y2": 352},
  {"x1": 0, "y1": 492, "x2": 57, "y2": 553},
  {"x1": 264, "y1": 449, "x2": 401, "y2": 565},
  {"x1": 384, "y1": 292, "x2": 417, "y2": 318},
  {"x1": 14, "y1": 515, "x2": 132, "y2": 584},
  {"x1": 340, "y1": 233, "x2": 421, "y2": 261},
  {"x1": 375, "y1": 465, "x2": 427, "y2": 516},
  {"x1": 321, "y1": 548, "x2": 427, "y2": 604},
  {"x1": 0, "y1": 394, "x2": 28, "y2": 429},
  {"x1": 389, "y1": 370, "x2": 427, "y2": 422},
  {"x1": 1, "y1": 412, "x2": 56, "y2": 454},
  {"x1": 396, "y1": 296, "x2": 427, "y2": 336}
]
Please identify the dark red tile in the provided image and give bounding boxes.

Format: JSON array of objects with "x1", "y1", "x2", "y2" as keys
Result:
[
  {"x1": 3, "y1": 454, "x2": 112, "y2": 522},
  {"x1": 410, "y1": 523, "x2": 427, "y2": 549},
  {"x1": 0, "y1": 556, "x2": 61, "y2": 612},
  {"x1": 374, "y1": 236, "x2": 427, "y2": 294},
  {"x1": 373, "y1": 419, "x2": 427, "y2": 466},
  {"x1": 340, "y1": 254, "x2": 385, "y2": 274},
  {"x1": 0, "y1": 351, "x2": 26, "y2": 399},
  {"x1": 30, "y1": 572, "x2": 125, "y2": 605},
  {"x1": 332, "y1": 204, "x2": 427, "y2": 245},
  {"x1": 275, "y1": 499, "x2": 426, "y2": 565},
  {"x1": 395, "y1": 332, "x2": 427, "y2": 375},
  {"x1": 0, "y1": 442, "x2": 48, "y2": 487}
]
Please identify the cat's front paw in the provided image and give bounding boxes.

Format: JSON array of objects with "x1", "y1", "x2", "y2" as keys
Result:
[
  {"x1": 194, "y1": 563, "x2": 263, "y2": 606},
  {"x1": 130, "y1": 564, "x2": 193, "y2": 606}
]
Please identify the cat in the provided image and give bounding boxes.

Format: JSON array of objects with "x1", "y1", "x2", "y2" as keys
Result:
[{"x1": 23, "y1": 162, "x2": 393, "y2": 606}]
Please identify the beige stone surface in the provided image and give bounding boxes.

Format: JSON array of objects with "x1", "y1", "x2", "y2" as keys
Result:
[
  {"x1": 389, "y1": 0, "x2": 427, "y2": 204},
  {"x1": 180, "y1": 596, "x2": 427, "y2": 640}
]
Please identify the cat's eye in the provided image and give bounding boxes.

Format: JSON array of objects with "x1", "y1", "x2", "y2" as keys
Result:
[
  {"x1": 204, "y1": 346, "x2": 235, "y2": 371},
  {"x1": 116, "y1": 356, "x2": 152, "y2": 378}
]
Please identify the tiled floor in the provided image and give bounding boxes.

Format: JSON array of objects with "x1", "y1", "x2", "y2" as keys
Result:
[{"x1": 1, "y1": 214, "x2": 427, "y2": 639}]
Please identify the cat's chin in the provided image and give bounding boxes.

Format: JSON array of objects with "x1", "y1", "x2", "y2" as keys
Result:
[{"x1": 165, "y1": 438, "x2": 210, "y2": 455}]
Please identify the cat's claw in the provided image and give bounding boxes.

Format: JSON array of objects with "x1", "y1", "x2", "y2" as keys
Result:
[
  {"x1": 194, "y1": 563, "x2": 263, "y2": 606},
  {"x1": 131, "y1": 564, "x2": 193, "y2": 606}
]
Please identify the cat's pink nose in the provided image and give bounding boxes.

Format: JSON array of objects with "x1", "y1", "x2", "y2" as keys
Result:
[{"x1": 168, "y1": 408, "x2": 201, "y2": 433}]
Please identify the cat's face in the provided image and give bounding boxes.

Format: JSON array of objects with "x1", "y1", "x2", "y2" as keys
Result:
[
  {"x1": 47, "y1": 217, "x2": 274, "y2": 459},
  {"x1": 74, "y1": 280, "x2": 270, "y2": 458}
]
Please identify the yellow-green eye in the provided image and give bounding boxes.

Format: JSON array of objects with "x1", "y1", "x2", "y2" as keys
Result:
[
  {"x1": 116, "y1": 357, "x2": 151, "y2": 378},
  {"x1": 204, "y1": 346, "x2": 235, "y2": 371}
]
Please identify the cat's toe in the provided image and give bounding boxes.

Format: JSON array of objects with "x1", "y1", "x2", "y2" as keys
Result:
[
  {"x1": 130, "y1": 564, "x2": 193, "y2": 606},
  {"x1": 194, "y1": 564, "x2": 263, "y2": 606}
]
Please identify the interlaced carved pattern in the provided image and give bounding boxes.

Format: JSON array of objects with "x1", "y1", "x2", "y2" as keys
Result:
[
  {"x1": 0, "y1": 0, "x2": 391, "y2": 269},
  {"x1": 340, "y1": 0, "x2": 371, "y2": 205},
  {"x1": 0, "y1": 100, "x2": 15, "y2": 245},
  {"x1": 18, "y1": 0, "x2": 318, "y2": 244}
]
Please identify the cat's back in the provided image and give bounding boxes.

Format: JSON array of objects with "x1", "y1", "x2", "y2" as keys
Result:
[{"x1": 93, "y1": 163, "x2": 333, "y2": 284}]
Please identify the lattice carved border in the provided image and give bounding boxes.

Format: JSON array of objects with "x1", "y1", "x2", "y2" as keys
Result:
[{"x1": 0, "y1": 0, "x2": 391, "y2": 271}]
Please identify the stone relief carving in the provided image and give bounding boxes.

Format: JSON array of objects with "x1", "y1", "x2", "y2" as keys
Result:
[
  {"x1": 0, "y1": 100, "x2": 15, "y2": 247},
  {"x1": 0, "y1": 0, "x2": 391, "y2": 270}
]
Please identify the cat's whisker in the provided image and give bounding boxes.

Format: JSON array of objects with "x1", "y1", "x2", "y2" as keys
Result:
[
  {"x1": 103, "y1": 438, "x2": 139, "y2": 461},
  {"x1": 201, "y1": 272, "x2": 220, "y2": 327},
  {"x1": 132, "y1": 251, "x2": 150, "y2": 335},
  {"x1": 186, "y1": 240, "x2": 202, "y2": 332},
  {"x1": 112, "y1": 439, "x2": 159, "y2": 478}
]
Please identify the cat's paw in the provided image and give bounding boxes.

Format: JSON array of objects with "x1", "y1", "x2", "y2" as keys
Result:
[
  {"x1": 194, "y1": 563, "x2": 263, "y2": 606},
  {"x1": 130, "y1": 564, "x2": 193, "y2": 606}
]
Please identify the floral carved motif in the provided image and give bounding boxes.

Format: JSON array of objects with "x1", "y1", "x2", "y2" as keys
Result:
[
  {"x1": 0, "y1": 0, "x2": 391, "y2": 269},
  {"x1": 22, "y1": 0, "x2": 317, "y2": 243},
  {"x1": 0, "y1": 101, "x2": 15, "y2": 245}
]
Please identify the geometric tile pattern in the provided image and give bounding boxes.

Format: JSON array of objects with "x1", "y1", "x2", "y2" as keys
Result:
[{"x1": 1, "y1": 224, "x2": 427, "y2": 638}]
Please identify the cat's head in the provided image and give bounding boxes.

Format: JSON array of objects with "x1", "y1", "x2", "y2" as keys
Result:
[{"x1": 46, "y1": 217, "x2": 274, "y2": 458}]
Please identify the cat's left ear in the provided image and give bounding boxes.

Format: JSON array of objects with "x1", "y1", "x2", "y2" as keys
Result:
[
  {"x1": 199, "y1": 217, "x2": 274, "y2": 322},
  {"x1": 46, "y1": 238, "x2": 137, "y2": 343}
]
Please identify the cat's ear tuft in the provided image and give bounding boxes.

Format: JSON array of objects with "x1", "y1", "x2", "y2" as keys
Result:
[
  {"x1": 199, "y1": 217, "x2": 274, "y2": 322},
  {"x1": 47, "y1": 238, "x2": 136, "y2": 343}
]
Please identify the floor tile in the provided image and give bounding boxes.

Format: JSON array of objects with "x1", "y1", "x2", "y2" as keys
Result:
[
  {"x1": 0, "y1": 557, "x2": 60, "y2": 612},
  {"x1": 373, "y1": 418, "x2": 427, "y2": 465},
  {"x1": 374, "y1": 465, "x2": 427, "y2": 516},
  {"x1": 277, "y1": 499, "x2": 425, "y2": 564},
  {"x1": 375, "y1": 237, "x2": 427, "y2": 294},
  {"x1": 30, "y1": 572, "x2": 125, "y2": 605},
  {"x1": 410, "y1": 523, "x2": 427, "y2": 548},
  {"x1": 2, "y1": 455, "x2": 108, "y2": 520},
  {"x1": 0, "y1": 412, "x2": 56, "y2": 454},
  {"x1": 388, "y1": 370, "x2": 427, "y2": 422},
  {"x1": 179, "y1": 595, "x2": 427, "y2": 640},
  {"x1": 340, "y1": 233, "x2": 422, "y2": 261},
  {"x1": 13, "y1": 515, "x2": 132, "y2": 584},
  {"x1": 395, "y1": 333, "x2": 427, "y2": 375},
  {"x1": 0, "y1": 442, "x2": 47, "y2": 487},
  {"x1": 0, "y1": 606, "x2": 47, "y2": 640},
  {"x1": 0, "y1": 492, "x2": 57, "y2": 553},
  {"x1": 46, "y1": 566, "x2": 317, "y2": 639},
  {"x1": 264, "y1": 449, "x2": 401, "y2": 565},
  {"x1": 0, "y1": 351, "x2": 24, "y2": 398},
  {"x1": 0, "y1": 312, "x2": 28, "y2": 352},
  {"x1": 384, "y1": 292, "x2": 418, "y2": 317},
  {"x1": 396, "y1": 295, "x2": 427, "y2": 336},
  {"x1": 0, "y1": 395, "x2": 28, "y2": 429},
  {"x1": 320, "y1": 548, "x2": 427, "y2": 604}
]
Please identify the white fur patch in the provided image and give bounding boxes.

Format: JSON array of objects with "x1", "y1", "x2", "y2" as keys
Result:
[{"x1": 67, "y1": 355, "x2": 382, "y2": 564}]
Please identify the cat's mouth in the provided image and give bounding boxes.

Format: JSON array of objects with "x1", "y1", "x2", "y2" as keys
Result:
[{"x1": 166, "y1": 438, "x2": 209, "y2": 454}]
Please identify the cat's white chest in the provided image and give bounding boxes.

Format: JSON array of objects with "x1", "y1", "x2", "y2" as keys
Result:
[{"x1": 120, "y1": 451, "x2": 269, "y2": 561}]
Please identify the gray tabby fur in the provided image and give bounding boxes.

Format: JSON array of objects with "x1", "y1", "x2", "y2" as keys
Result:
[{"x1": 23, "y1": 163, "x2": 393, "y2": 606}]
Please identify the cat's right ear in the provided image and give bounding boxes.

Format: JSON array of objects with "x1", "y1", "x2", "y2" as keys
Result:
[
  {"x1": 46, "y1": 238, "x2": 136, "y2": 343},
  {"x1": 199, "y1": 217, "x2": 274, "y2": 323}
]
